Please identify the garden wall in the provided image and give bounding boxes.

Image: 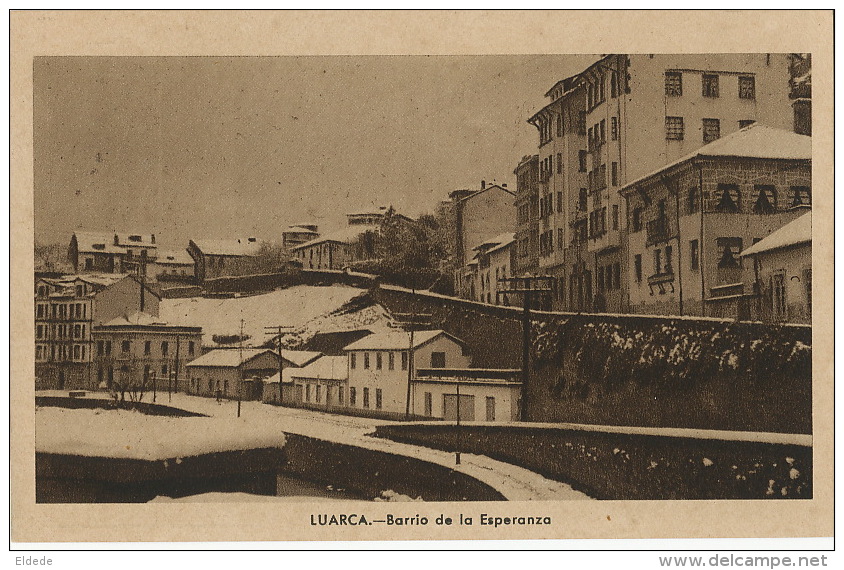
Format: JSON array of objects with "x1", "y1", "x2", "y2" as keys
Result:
[
  {"x1": 372, "y1": 285, "x2": 812, "y2": 433},
  {"x1": 374, "y1": 423, "x2": 812, "y2": 500}
]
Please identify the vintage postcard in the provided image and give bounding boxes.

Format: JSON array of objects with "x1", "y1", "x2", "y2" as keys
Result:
[{"x1": 10, "y1": 10, "x2": 834, "y2": 545}]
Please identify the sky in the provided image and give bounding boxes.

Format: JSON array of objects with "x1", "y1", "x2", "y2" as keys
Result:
[{"x1": 33, "y1": 55, "x2": 596, "y2": 249}]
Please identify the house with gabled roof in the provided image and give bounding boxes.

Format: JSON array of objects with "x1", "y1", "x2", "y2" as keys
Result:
[
  {"x1": 187, "y1": 237, "x2": 263, "y2": 281},
  {"x1": 185, "y1": 348, "x2": 279, "y2": 400},
  {"x1": 68, "y1": 230, "x2": 158, "y2": 274}
]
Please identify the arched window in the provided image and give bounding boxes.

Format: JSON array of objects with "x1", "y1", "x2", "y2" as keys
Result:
[
  {"x1": 752, "y1": 185, "x2": 777, "y2": 214},
  {"x1": 715, "y1": 184, "x2": 741, "y2": 213}
]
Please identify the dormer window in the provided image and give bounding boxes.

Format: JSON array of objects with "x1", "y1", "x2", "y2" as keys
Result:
[
  {"x1": 128, "y1": 235, "x2": 142, "y2": 242},
  {"x1": 92, "y1": 243, "x2": 105, "y2": 250}
]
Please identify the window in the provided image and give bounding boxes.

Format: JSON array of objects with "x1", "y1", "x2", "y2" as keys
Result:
[
  {"x1": 665, "y1": 71, "x2": 682, "y2": 96},
  {"x1": 556, "y1": 114, "x2": 563, "y2": 137},
  {"x1": 665, "y1": 245, "x2": 673, "y2": 273},
  {"x1": 611, "y1": 162, "x2": 618, "y2": 187},
  {"x1": 611, "y1": 116, "x2": 618, "y2": 140},
  {"x1": 188, "y1": 341, "x2": 195, "y2": 355},
  {"x1": 388, "y1": 351, "x2": 395, "y2": 370},
  {"x1": 687, "y1": 186, "x2": 700, "y2": 215},
  {"x1": 771, "y1": 273, "x2": 786, "y2": 319},
  {"x1": 716, "y1": 237, "x2": 743, "y2": 268},
  {"x1": 739, "y1": 119, "x2": 755, "y2": 129},
  {"x1": 364, "y1": 352, "x2": 370, "y2": 369},
  {"x1": 702, "y1": 118, "x2": 720, "y2": 143},
  {"x1": 376, "y1": 352, "x2": 383, "y2": 370},
  {"x1": 702, "y1": 74, "x2": 719, "y2": 97},
  {"x1": 739, "y1": 75, "x2": 755, "y2": 99},
  {"x1": 486, "y1": 396, "x2": 496, "y2": 421},
  {"x1": 789, "y1": 186, "x2": 811, "y2": 207},
  {"x1": 339, "y1": 386, "x2": 345, "y2": 405},
  {"x1": 144, "y1": 341, "x2": 151, "y2": 355},
  {"x1": 97, "y1": 340, "x2": 104, "y2": 356},
  {"x1": 161, "y1": 341, "x2": 169, "y2": 356},
  {"x1": 375, "y1": 388, "x2": 382, "y2": 410},
  {"x1": 666, "y1": 116, "x2": 684, "y2": 140},
  {"x1": 105, "y1": 341, "x2": 111, "y2": 356},
  {"x1": 578, "y1": 111, "x2": 587, "y2": 135},
  {"x1": 350, "y1": 352, "x2": 357, "y2": 369},
  {"x1": 350, "y1": 387, "x2": 357, "y2": 406},
  {"x1": 363, "y1": 387, "x2": 370, "y2": 408},
  {"x1": 613, "y1": 263, "x2": 621, "y2": 289},
  {"x1": 597, "y1": 267, "x2": 605, "y2": 291},
  {"x1": 557, "y1": 191, "x2": 563, "y2": 213},
  {"x1": 690, "y1": 239, "x2": 700, "y2": 270},
  {"x1": 161, "y1": 364, "x2": 167, "y2": 377},
  {"x1": 654, "y1": 249, "x2": 663, "y2": 274},
  {"x1": 305, "y1": 384, "x2": 311, "y2": 402},
  {"x1": 632, "y1": 207, "x2": 643, "y2": 232},
  {"x1": 715, "y1": 184, "x2": 741, "y2": 213},
  {"x1": 752, "y1": 185, "x2": 777, "y2": 214},
  {"x1": 578, "y1": 150, "x2": 587, "y2": 172},
  {"x1": 401, "y1": 351, "x2": 408, "y2": 370},
  {"x1": 424, "y1": 392, "x2": 432, "y2": 417},
  {"x1": 121, "y1": 340, "x2": 130, "y2": 353},
  {"x1": 556, "y1": 153, "x2": 562, "y2": 174},
  {"x1": 316, "y1": 385, "x2": 322, "y2": 403},
  {"x1": 430, "y1": 351, "x2": 446, "y2": 368},
  {"x1": 599, "y1": 119, "x2": 606, "y2": 144}
]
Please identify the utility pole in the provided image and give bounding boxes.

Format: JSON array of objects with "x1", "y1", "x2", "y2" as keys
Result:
[
  {"x1": 264, "y1": 325, "x2": 294, "y2": 405},
  {"x1": 391, "y1": 310, "x2": 433, "y2": 420},
  {"x1": 497, "y1": 276, "x2": 554, "y2": 422},
  {"x1": 171, "y1": 333, "x2": 180, "y2": 402}
]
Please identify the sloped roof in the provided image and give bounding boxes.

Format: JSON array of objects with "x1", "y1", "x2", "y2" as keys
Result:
[
  {"x1": 474, "y1": 232, "x2": 515, "y2": 255},
  {"x1": 114, "y1": 232, "x2": 157, "y2": 248},
  {"x1": 343, "y1": 329, "x2": 462, "y2": 351},
  {"x1": 741, "y1": 212, "x2": 812, "y2": 257},
  {"x1": 191, "y1": 238, "x2": 262, "y2": 257},
  {"x1": 284, "y1": 226, "x2": 320, "y2": 235},
  {"x1": 291, "y1": 225, "x2": 374, "y2": 250},
  {"x1": 101, "y1": 311, "x2": 168, "y2": 327},
  {"x1": 623, "y1": 124, "x2": 812, "y2": 191},
  {"x1": 186, "y1": 348, "x2": 278, "y2": 368},
  {"x1": 156, "y1": 249, "x2": 194, "y2": 265},
  {"x1": 289, "y1": 356, "x2": 349, "y2": 381},
  {"x1": 281, "y1": 349, "x2": 323, "y2": 368},
  {"x1": 72, "y1": 231, "x2": 124, "y2": 254}
]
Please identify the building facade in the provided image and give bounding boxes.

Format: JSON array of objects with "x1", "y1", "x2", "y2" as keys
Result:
[
  {"x1": 92, "y1": 312, "x2": 202, "y2": 394},
  {"x1": 412, "y1": 368, "x2": 522, "y2": 422},
  {"x1": 68, "y1": 231, "x2": 158, "y2": 274},
  {"x1": 513, "y1": 155, "x2": 540, "y2": 278},
  {"x1": 151, "y1": 249, "x2": 195, "y2": 281},
  {"x1": 620, "y1": 125, "x2": 811, "y2": 318},
  {"x1": 187, "y1": 237, "x2": 263, "y2": 282},
  {"x1": 343, "y1": 330, "x2": 471, "y2": 417},
  {"x1": 741, "y1": 212, "x2": 812, "y2": 324},
  {"x1": 185, "y1": 348, "x2": 280, "y2": 400},
  {"x1": 469, "y1": 232, "x2": 515, "y2": 305},
  {"x1": 525, "y1": 53, "x2": 797, "y2": 314},
  {"x1": 35, "y1": 274, "x2": 161, "y2": 390}
]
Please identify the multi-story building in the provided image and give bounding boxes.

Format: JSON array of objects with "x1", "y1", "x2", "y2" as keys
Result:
[
  {"x1": 187, "y1": 237, "x2": 262, "y2": 281},
  {"x1": 620, "y1": 124, "x2": 811, "y2": 319},
  {"x1": 447, "y1": 182, "x2": 515, "y2": 299},
  {"x1": 513, "y1": 155, "x2": 540, "y2": 278},
  {"x1": 282, "y1": 224, "x2": 320, "y2": 249},
  {"x1": 526, "y1": 53, "x2": 797, "y2": 314},
  {"x1": 789, "y1": 53, "x2": 811, "y2": 136},
  {"x1": 68, "y1": 231, "x2": 158, "y2": 274},
  {"x1": 343, "y1": 330, "x2": 471, "y2": 417},
  {"x1": 91, "y1": 312, "x2": 202, "y2": 394},
  {"x1": 527, "y1": 74, "x2": 588, "y2": 310},
  {"x1": 470, "y1": 232, "x2": 515, "y2": 305},
  {"x1": 35, "y1": 273, "x2": 161, "y2": 389}
]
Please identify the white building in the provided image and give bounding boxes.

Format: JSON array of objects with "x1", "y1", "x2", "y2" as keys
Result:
[
  {"x1": 343, "y1": 330, "x2": 471, "y2": 416},
  {"x1": 412, "y1": 368, "x2": 523, "y2": 422}
]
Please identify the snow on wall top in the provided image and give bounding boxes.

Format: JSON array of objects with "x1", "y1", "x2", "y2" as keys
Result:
[
  {"x1": 35, "y1": 407, "x2": 286, "y2": 460},
  {"x1": 343, "y1": 329, "x2": 459, "y2": 351},
  {"x1": 741, "y1": 212, "x2": 812, "y2": 257}
]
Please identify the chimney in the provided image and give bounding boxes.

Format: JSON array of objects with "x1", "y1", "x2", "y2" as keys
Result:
[
  {"x1": 481, "y1": 180, "x2": 486, "y2": 190},
  {"x1": 502, "y1": 183, "x2": 508, "y2": 188}
]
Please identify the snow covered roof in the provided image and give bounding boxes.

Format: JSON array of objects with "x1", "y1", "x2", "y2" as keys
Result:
[
  {"x1": 191, "y1": 238, "x2": 262, "y2": 257},
  {"x1": 622, "y1": 124, "x2": 812, "y2": 191},
  {"x1": 343, "y1": 329, "x2": 463, "y2": 351},
  {"x1": 186, "y1": 348, "x2": 278, "y2": 368},
  {"x1": 281, "y1": 349, "x2": 323, "y2": 368},
  {"x1": 114, "y1": 232, "x2": 157, "y2": 248},
  {"x1": 475, "y1": 232, "x2": 515, "y2": 256},
  {"x1": 72, "y1": 231, "x2": 124, "y2": 254},
  {"x1": 290, "y1": 225, "x2": 374, "y2": 250},
  {"x1": 284, "y1": 226, "x2": 320, "y2": 235},
  {"x1": 155, "y1": 249, "x2": 194, "y2": 265},
  {"x1": 100, "y1": 311, "x2": 169, "y2": 327},
  {"x1": 741, "y1": 212, "x2": 812, "y2": 257},
  {"x1": 289, "y1": 356, "x2": 349, "y2": 381}
]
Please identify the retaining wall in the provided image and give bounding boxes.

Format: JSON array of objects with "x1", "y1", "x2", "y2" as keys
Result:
[{"x1": 375, "y1": 423, "x2": 812, "y2": 500}]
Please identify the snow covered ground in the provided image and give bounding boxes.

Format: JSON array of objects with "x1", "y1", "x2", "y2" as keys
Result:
[
  {"x1": 160, "y1": 285, "x2": 395, "y2": 348},
  {"x1": 35, "y1": 406, "x2": 285, "y2": 461}
]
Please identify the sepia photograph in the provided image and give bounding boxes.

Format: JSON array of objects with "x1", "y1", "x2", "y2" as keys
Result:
[{"x1": 10, "y1": 10, "x2": 834, "y2": 547}]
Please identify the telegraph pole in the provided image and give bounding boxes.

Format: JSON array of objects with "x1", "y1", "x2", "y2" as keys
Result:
[
  {"x1": 497, "y1": 276, "x2": 554, "y2": 422},
  {"x1": 392, "y1": 310, "x2": 433, "y2": 419},
  {"x1": 264, "y1": 325, "x2": 294, "y2": 405}
]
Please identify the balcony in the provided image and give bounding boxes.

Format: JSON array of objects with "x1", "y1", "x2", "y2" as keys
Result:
[
  {"x1": 647, "y1": 271, "x2": 675, "y2": 295},
  {"x1": 646, "y1": 216, "x2": 670, "y2": 245}
]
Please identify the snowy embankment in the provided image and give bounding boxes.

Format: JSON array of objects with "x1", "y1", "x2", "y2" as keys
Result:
[
  {"x1": 160, "y1": 285, "x2": 394, "y2": 348},
  {"x1": 35, "y1": 407, "x2": 285, "y2": 461}
]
